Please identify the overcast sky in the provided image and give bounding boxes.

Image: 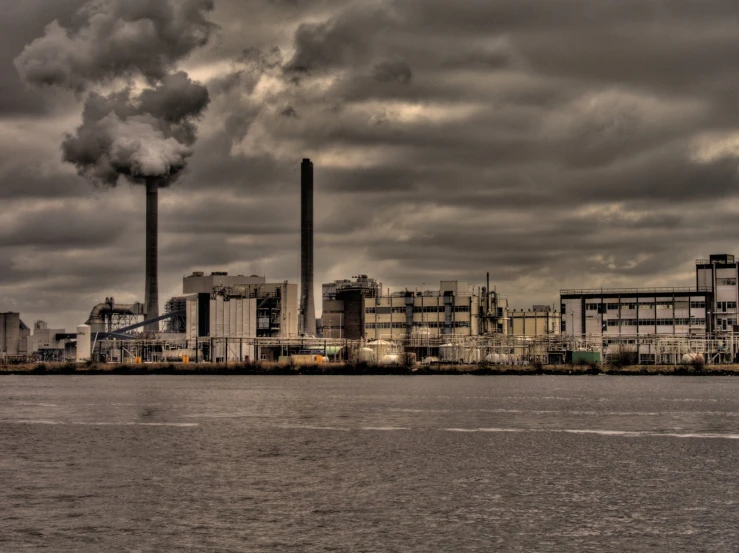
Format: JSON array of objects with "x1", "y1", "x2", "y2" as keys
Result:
[{"x1": 3, "y1": 0, "x2": 739, "y2": 331}]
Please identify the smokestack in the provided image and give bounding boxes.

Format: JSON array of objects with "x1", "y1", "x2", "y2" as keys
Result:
[
  {"x1": 300, "y1": 158, "x2": 316, "y2": 336},
  {"x1": 145, "y1": 178, "x2": 159, "y2": 330}
]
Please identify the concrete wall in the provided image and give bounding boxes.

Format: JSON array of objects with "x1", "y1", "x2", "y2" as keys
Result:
[{"x1": 510, "y1": 310, "x2": 560, "y2": 336}]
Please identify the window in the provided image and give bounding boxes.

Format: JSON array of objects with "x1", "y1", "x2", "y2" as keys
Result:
[
  {"x1": 454, "y1": 306, "x2": 470, "y2": 312},
  {"x1": 586, "y1": 303, "x2": 599, "y2": 311},
  {"x1": 623, "y1": 303, "x2": 637, "y2": 310},
  {"x1": 365, "y1": 307, "x2": 376, "y2": 314},
  {"x1": 607, "y1": 303, "x2": 619, "y2": 310},
  {"x1": 690, "y1": 301, "x2": 706, "y2": 309},
  {"x1": 639, "y1": 302, "x2": 654, "y2": 309},
  {"x1": 391, "y1": 307, "x2": 405, "y2": 313}
]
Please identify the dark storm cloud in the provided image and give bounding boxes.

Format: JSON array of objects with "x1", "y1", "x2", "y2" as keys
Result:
[
  {"x1": 7, "y1": 0, "x2": 739, "y2": 328},
  {"x1": 372, "y1": 61, "x2": 412, "y2": 85}
]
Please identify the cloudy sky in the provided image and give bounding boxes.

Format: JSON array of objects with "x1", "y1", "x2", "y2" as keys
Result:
[{"x1": 3, "y1": 0, "x2": 739, "y2": 331}]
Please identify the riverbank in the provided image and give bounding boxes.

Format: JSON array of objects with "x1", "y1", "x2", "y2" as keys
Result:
[{"x1": 2, "y1": 361, "x2": 739, "y2": 376}]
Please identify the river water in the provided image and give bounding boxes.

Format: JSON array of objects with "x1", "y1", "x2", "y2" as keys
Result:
[{"x1": 1, "y1": 375, "x2": 738, "y2": 552}]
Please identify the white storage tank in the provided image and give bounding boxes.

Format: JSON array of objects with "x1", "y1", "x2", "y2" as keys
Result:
[
  {"x1": 380, "y1": 354, "x2": 401, "y2": 365},
  {"x1": 681, "y1": 353, "x2": 704, "y2": 365},
  {"x1": 485, "y1": 353, "x2": 500, "y2": 364},
  {"x1": 76, "y1": 324, "x2": 91, "y2": 362},
  {"x1": 357, "y1": 347, "x2": 375, "y2": 363},
  {"x1": 367, "y1": 339, "x2": 391, "y2": 359}
]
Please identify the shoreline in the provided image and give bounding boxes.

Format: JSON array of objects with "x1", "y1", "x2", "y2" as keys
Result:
[{"x1": 2, "y1": 362, "x2": 739, "y2": 376}]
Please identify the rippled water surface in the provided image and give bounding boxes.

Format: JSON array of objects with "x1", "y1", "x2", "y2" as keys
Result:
[{"x1": 1, "y1": 375, "x2": 738, "y2": 552}]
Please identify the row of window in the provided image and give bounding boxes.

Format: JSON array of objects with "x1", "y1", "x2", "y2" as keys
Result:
[
  {"x1": 365, "y1": 306, "x2": 471, "y2": 314},
  {"x1": 605, "y1": 318, "x2": 706, "y2": 327},
  {"x1": 365, "y1": 321, "x2": 471, "y2": 329},
  {"x1": 584, "y1": 301, "x2": 707, "y2": 311}
]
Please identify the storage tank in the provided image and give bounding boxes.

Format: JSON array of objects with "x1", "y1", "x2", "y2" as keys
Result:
[
  {"x1": 681, "y1": 353, "x2": 705, "y2": 365},
  {"x1": 380, "y1": 354, "x2": 401, "y2": 365},
  {"x1": 76, "y1": 324, "x2": 91, "y2": 362},
  {"x1": 357, "y1": 347, "x2": 375, "y2": 363},
  {"x1": 367, "y1": 339, "x2": 391, "y2": 358},
  {"x1": 485, "y1": 353, "x2": 500, "y2": 364}
]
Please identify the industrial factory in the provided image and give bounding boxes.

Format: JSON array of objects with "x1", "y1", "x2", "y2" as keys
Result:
[{"x1": 4, "y1": 157, "x2": 739, "y2": 368}]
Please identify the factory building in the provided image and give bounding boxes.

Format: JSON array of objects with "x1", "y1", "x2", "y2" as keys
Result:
[
  {"x1": 509, "y1": 306, "x2": 560, "y2": 337},
  {"x1": 322, "y1": 275, "x2": 382, "y2": 339},
  {"x1": 86, "y1": 298, "x2": 145, "y2": 334},
  {"x1": 0, "y1": 312, "x2": 30, "y2": 357},
  {"x1": 560, "y1": 288, "x2": 710, "y2": 337},
  {"x1": 30, "y1": 320, "x2": 66, "y2": 360},
  {"x1": 560, "y1": 287, "x2": 711, "y2": 363},
  {"x1": 364, "y1": 281, "x2": 508, "y2": 340},
  {"x1": 185, "y1": 290, "x2": 257, "y2": 362},
  {"x1": 181, "y1": 273, "x2": 298, "y2": 338}
]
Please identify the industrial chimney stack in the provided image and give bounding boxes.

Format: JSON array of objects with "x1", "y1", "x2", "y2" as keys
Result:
[
  {"x1": 145, "y1": 178, "x2": 159, "y2": 331},
  {"x1": 300, "y1": 158, "x2": 316, "y2": 336}
]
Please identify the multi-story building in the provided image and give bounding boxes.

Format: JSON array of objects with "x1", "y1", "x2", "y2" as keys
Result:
[
  {"x1": 364, "y1": 281, "x2": 508, "y2": 340},
  {"x1": 509, "y1": 306, "x2": 560, "y2": 336},
  {"x1": 696, "y1": 254, "x2": 739, "y2": 332},
  {"x1": 322, "y1": 275, "x2": 382, "y2": 339},
  {"x1": 560, "y1": 288, "x2": 710, "y2": 338}
]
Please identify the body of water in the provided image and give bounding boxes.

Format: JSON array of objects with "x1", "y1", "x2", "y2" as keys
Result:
[{"x1": 1, "y1": 375, "x2": 738, "y2": 552}]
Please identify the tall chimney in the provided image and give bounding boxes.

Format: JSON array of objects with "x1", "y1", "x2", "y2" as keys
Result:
[
  {"x1": 145, "y1": 178, "x2": 159, "y2": 331},
  {"x1": 300, "y1": 158, "x2": 316, "y2": 336}
]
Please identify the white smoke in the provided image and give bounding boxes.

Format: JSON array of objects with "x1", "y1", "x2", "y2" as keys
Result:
[{"x1": 14, "y1": 0, "x2": 215, "y2": 186}]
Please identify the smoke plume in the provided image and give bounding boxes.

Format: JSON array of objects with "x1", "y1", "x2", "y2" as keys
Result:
[{"x1": 15, "y1": 0, "x2": 215, "y2": 187}]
